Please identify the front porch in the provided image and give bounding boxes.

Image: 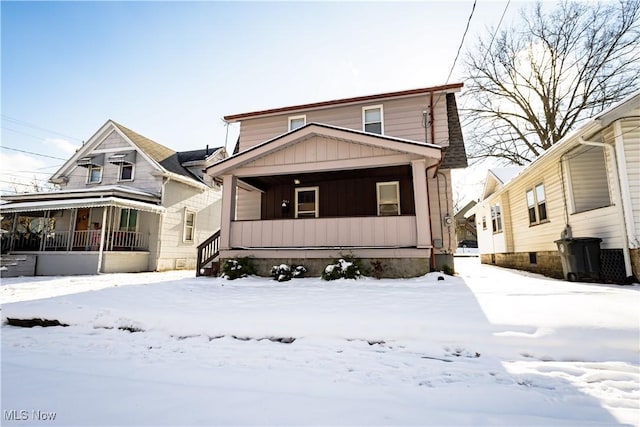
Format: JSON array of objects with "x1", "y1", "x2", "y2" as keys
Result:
[{"x1": 1, "y1": 197, "x2": 165, "y2": 276}]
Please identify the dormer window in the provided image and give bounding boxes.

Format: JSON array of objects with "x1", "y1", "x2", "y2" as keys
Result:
[
  {"x1": 119, "y1": 163, "x2": 134, "y2": 181},
  {"x1": 288, "y1": 115, "x2": 306, "y2": 131},
  {"x1": 363, "y1": 105, "x2": 383, "y2": 134}
]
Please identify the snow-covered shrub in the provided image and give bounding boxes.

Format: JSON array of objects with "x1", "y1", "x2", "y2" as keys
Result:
[
  {"x1": 222, "y1": 257, "x2": 255, "y2": 280},
  {"x1": 441, "y1": 264, "x2": 455, "y2": 276},
  {"x1": 271, "y1": 264, "x2": 307, "y2": 282},
  {"x1": 321, "y1": 258, "x2": 361, "y2": 281}
]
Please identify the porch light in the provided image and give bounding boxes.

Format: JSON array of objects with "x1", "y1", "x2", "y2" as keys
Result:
[{"x1": 294, "y1": 179, "x2": 301, "y2": 185}]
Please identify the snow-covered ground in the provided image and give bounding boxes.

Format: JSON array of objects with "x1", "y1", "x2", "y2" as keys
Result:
[{"x1": 1, "y1": 258, "x2": 638, "y2": 426}]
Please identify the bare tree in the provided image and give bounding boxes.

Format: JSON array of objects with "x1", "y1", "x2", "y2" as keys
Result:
[{"x1": 463, "y1": 0, "x2": 640, "y2": 165}]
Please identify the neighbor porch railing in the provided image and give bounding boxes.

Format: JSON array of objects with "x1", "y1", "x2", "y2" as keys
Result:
[{"x1": 40, "y1": 230, "x2": 149, "y2": 251}]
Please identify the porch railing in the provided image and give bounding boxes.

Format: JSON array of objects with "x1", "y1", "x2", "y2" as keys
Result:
[
  {"x1": 196, "y1": 229, "x2": 220, "y2": 276},
  {"x1": 39, "y1": 230, "x2": 149, "y2": 251}
]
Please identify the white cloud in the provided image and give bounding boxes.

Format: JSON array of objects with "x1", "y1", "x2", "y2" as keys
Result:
[{"x1": 45, "y1": 138, "x2": 80, "y2": 156}]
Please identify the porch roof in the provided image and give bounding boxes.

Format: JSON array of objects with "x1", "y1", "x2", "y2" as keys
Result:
[
  {"x1": 206, "y1": 123, "x2": 442, "y2": 178},
  {"x1": 0, "y1": 196, "x2": 166, "y2": 214}
]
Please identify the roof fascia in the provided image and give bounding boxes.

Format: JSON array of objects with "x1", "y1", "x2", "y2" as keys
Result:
[
  {"x1": 206, "y1": 124, "x2": 441, "y2": 177},
  {"x1": 224, "y1": 84, "x2": 464, "y2": 122}
]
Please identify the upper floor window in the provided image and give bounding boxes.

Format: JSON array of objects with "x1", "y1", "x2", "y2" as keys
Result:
[
  {"x1": 87, "y1": 165, "x2": 102, "y2": 184},
  {"x1": 119, "y1": 163, "x2": 134, "y2": 181},
  {"x1": 376, "y1": 181, "x2": 400, "y2": 216},
  {"x1": 288, "y1": 115, "x2": 306, "y2": 131},
  {"x1": 295, "y1": 187, "x2": 319, "y2": 218},
  {"x1": 481, "y1": 216, "x2": 487, "y2": 230},
  {"x1": 526, "y1": 183, "x2": 547, "y2": 225},
  {"x1": 491, "y1": 203, "x2": 502, "y2": 233},
  {"x1": 183, "y1": 209, "x2": 196, "y2": 242},
  {"x1": 363, "y1": 105, "x2": 383, "y2": 134}
]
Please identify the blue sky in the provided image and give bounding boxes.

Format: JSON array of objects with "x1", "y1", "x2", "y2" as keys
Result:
[{"x1": 1, "y1": 0, "x2": 522, "y2": 198}]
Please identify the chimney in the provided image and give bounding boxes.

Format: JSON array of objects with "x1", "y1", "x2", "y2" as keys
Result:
[{"x1": 206, "y1": 144, "x2": 209, "y2": 156}]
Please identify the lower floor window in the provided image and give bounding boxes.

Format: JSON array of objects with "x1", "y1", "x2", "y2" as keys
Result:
[
  {"x1": 183, "y1": 210, "x2": 195, "y2": 242},
  {"x1": 376, "y1": 181, "x2": 400, "y2": 216},
  {"x1": 295, "y1": 187, "x2": 319, "y2": 218},
  {"x1": 119, "y1": 209, "x2": 137, "y2": 232}
]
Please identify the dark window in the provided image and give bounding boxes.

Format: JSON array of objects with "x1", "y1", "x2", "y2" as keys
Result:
[
  {"x1": 529, "y1": 252, "x2": 537, "y2": 265},
  {"x1": 120, "y1": 164, "x2": 133, "y2": 181}
]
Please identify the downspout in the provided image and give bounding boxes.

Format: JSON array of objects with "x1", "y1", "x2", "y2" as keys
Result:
[
  {"x1": 578, "y1": 134, "x2": 633, "y2": 278},
  {"x1": 96, "y1": 207, "x2": 108, "y2": 274},
  {"x1": 424, "y1": 90, "x2": 442, "y2": 270},
  {"x1": 154, "y1": 176, "x2": 170, "y2": 271}
]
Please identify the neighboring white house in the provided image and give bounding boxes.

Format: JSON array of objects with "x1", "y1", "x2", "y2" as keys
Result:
[
  {"x1": 473, "y1": 92, "x2": 640, "y2": 283},
  {"x1": 0, "y1": 120, "x2": 226, "y2": 276},
  {"x1": 202, "y1": 84, "x2": 468, "y2": 277}
]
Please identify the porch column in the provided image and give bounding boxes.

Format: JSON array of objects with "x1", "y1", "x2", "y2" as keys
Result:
[
  {"x1": 96, "y1": 208, "x2": 108, "y2": 274},
  {"x1": 220, "y1": 174, "x2": 237, "y2": 250},
  {"x1": 411, "y1": 159, "x2": 432, "y2": 248}
]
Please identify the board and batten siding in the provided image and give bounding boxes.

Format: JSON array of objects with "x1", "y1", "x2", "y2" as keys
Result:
[
  {"x1": 236, "y1": 188, "x2": 261, "y2": 221},
  {"x1": 62, "y1": 130, "x2": 163, "y2": 195},
  {"x1": 242, "y1": 136, "x2": 407, "y2": 170},
  {"x1": 237, "y1": 95, "x2": 449, "y2": 151},
  {"x1": 620, "y1": 117, "x2": 640, "y2": 245}
]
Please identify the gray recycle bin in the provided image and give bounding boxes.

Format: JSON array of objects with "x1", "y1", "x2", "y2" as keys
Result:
[{"x1": 554, "y1": 237, "x2": 602, "y2": 282}]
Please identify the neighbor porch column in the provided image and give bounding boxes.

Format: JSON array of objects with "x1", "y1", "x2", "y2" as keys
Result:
[
  {"x1": 96, "y1": 207, "x2": 108, "y2": 274},
  {"x1": 220, "y1": 174, "x2": 237, "y2": 250},
  {"x1": 411, "y1": 159, "x2": 432, "y2": 248}
]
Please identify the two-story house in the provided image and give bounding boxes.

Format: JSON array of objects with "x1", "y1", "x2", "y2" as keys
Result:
[
  {"x1": 0, "y1": 120, "x2": 225, "y2": 276},
  {"x1": 202, "y1": 84, "x2": 468, "y2": 277}
]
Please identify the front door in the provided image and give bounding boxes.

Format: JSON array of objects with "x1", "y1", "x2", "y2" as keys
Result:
[{"x1": 74, "y1": 208, "x2": 90, "y2": 249}]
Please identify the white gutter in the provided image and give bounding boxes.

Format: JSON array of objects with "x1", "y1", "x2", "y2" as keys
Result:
[{"x1": 578, "y1": 133, "x2": 633, "y2": 277}]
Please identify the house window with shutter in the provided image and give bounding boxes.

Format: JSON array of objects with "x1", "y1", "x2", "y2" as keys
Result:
[
  {"x1": 288, "y1": 115, "x2": 306, "y2": 131},
  {"x1": 362, "y1": 105, "x2": 384, "y2": 134},
  {"x1": 295, "y1": 187, "x2": 319, "y2": 218},
  {"x1": 526, "y1": 183, "x2": 547, "y2": 225},
  {"x1": 87, "y1": 165, "x2": 102, "y2": 184},
  {"x1": 376, "y1": 181, "x2": 400, "y2": 216}
]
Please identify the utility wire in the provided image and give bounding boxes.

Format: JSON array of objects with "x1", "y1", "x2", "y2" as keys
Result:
[
  {"x1": 0, "y1": 146, "x2": 68, "y2": 161},
  {"x1": 444, "y1": 0, "x2": 477, "y2": 86},
  {"x1": 1, "y1": 115, "x2": 83, "y2": 142}
]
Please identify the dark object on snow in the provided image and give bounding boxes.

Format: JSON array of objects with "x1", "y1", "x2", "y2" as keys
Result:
[
  {"x1": 6, "y1": 318, "x2": 68, "y2": 328},
  {"x1": 437, "y1": 276, "x2": 445, "y2": 281},
  {"x1": 555, "y1": 237, "x2": 602, "y2": 282}
]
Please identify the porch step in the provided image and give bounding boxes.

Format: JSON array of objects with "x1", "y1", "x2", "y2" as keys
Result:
[{"x1": 0, "y1": 254, "x2": 36, "y2": 278}]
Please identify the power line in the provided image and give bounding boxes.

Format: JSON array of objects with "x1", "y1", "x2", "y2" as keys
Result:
[
  {"x1": 0, "y1": 146, "x2": 67, "y2": 161},
  {"x1": 444, "y1": 0, "x2": 477, "y2": 86},
  {"x1": 1, "y1": 115, "x2": 83, "y2": 142}
]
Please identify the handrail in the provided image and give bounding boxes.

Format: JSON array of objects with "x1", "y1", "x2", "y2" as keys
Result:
[{"x1": 196, "y1": 229, "x2": 220, "y2": 276}]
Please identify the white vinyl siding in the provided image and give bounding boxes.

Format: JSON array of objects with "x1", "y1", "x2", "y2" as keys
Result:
[
  {"x1": 567, "y1": 145, "x2": 611, "y2": 213},
  {"x1": 621, "y1": 118, "x2": 640, "y2": 239}
]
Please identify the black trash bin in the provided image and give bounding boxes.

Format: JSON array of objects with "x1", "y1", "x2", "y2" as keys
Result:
[{"x1": 554, "y1": 237, "x2": 602, "y2": 282}]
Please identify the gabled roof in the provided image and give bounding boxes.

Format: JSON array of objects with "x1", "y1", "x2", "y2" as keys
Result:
[
  {"x1": 206, "y1": 123, "x2": 442, "y2": 177},
  {"x1": 482, "y1": 166, "x2": 524, "y2": 200},
  {"x1": 224, "y1": 83, "x2": 464, "y2": 122}
]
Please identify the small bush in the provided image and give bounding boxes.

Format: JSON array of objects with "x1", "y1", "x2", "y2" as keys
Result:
[
  {"x1": 322, "y1": 257, "x2": 362, "y2": 281},
  {"x1": 222, "y1": 257, "x2": 255, "y2": 280},
  {"x1": 441, "y1": 264, "x2": 455, "y2": 276},
  {"x1": 271, "y1": 264, "x2": 307, "y2": 282},
  {"x1": 370, "y1": 260, "x2": 385, "y2": 280}
]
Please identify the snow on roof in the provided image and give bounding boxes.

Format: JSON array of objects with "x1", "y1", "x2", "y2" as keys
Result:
[{"x1": 489, "y1": 166, "x2": 524, "y2": 184}]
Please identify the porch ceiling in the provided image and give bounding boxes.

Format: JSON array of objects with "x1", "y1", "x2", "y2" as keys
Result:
[
  {"x1": 0, "y1": 196, "x2": 166, "y2": 214},
  {"x1": 241, "y1": 165, "x2": 412, "y2": 190}
]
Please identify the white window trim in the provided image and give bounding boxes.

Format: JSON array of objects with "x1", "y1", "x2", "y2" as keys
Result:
[
  {"x1": 288, "y1": 115, "x2": 306, "y2": 131},
  {"x1": 362, "y1": 104, "x2": 384, "y2": 134},
  {"x1": 491, "y1": 203, "x2": 502, "y2": 233},
  {"x1": 376, "y1": 181, "x2": 400, "y2": 216},
  {"x1": 183, "y1": 209, "x2": 196, "y2": 243},
  {"x1": 118, "y1": 163, "x2": 135, "y2": 182},
  {"x1": 295, "y1": 186, "x2": 319, "y2": 218},
  {"x1": 87, "y1": 165, "x2": 103, "y2": 184},
  {"x1": 526, "y1": 183, "x2": 547, "y2": 225},
  {"x1": 119, "y1": 208, "x2": 139, "y2": 232}
]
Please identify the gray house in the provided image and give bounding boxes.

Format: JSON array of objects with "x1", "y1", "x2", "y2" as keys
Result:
[{"x1": 0, "y1": 120, "x2": 225, "y2": 276}]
